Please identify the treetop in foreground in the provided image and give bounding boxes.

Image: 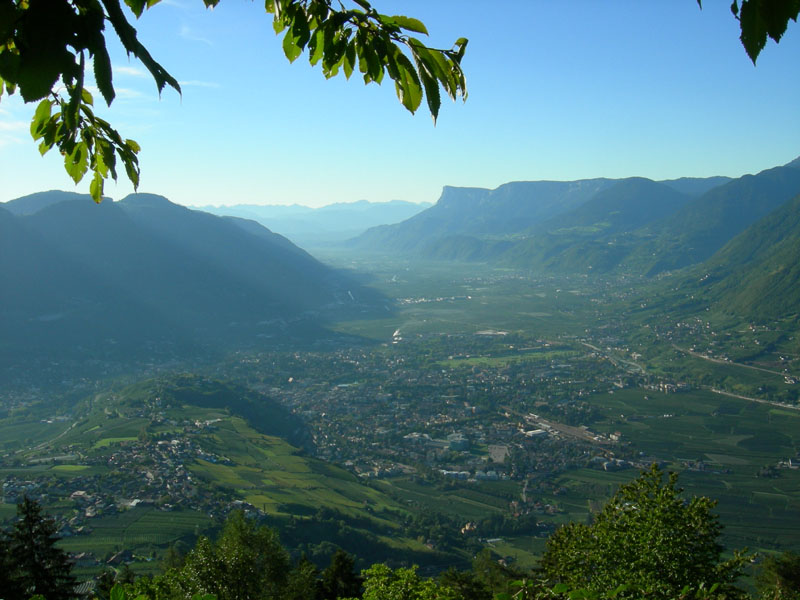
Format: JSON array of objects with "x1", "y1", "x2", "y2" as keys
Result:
[{"x1": 541, "y1": 464, "x2": 748, "y2": 599}]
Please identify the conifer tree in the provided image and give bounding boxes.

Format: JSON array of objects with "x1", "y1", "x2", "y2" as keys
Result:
[
  {"x1": 7, "y1": 497, "x2": 77, "y2": 600},
  {"x1": 320, "y1": 549, "x2": 363, "y2": 600},
  {"x1": 0, "y1": 529, "x2": 26, "y2": 600}
]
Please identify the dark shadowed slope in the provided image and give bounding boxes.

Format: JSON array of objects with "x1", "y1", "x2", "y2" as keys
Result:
[{"x1": 0, "y1": 192, "x2": 383, "y2": 380}]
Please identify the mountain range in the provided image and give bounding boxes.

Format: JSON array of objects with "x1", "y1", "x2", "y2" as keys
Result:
[
  {"x1": 350, "y1": 159, "x2": 800, "y2": 281},
  {"x1": 5, "y1": 157, "x2": 800, "y2": 382},
  {"x1": 194, "y1": 199, "x2": 431, "y2": 247},
  {"x1": 0, "y1": 191, "x2": 382, "y2": 381}
]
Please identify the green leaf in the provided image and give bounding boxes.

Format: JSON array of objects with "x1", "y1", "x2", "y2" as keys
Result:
[
  {"x1": 291, "y1": 13, "x2": 311, "y2": 49},
  {"x1": 454, "y1": 37, "x2": 469, "y2": 60},
  {"x1": 417, "y1": 62, "x2": 440, "y2": 123},
  {"x1": 124, "y1": 0, "x2": 162, "y2": 18},
  {"x1": 390, "y1": 15, "x2": 428, "y2": 35},
  {"x1": 273, "y1": 16, "x2": 287, "y2": 34},
  {"x1": 733, "y1": 0, "x2": 798, "y2": 63},
  {"x1": 282, "y1": 28, "x2": 303, "y2": 62},
  {"x1": 97, "y1": 138, "x2": 117, "y2": 179},
  {"x1": 89, "y1": 170, "x2": 104, "y2": 203},
  {"x1": 125, "y1": 0, "x2": 147, "y2": 18},
  {"x1": 30, "y1": 98, "x2": 52, "y2": 138},
  {"x1": 308, "y1": 28, "x2": 324, "y2": 66},
  {"x1": 281, "y1": 13, "x2": 310, "y2": 63},
  {"x1": 81, "y1": 87, "x2": 94, "y2": 106},
  {"x1": 552, "y1": 583, "x2": 570, "y2": 594},
  {"x1": 343, "y1": 41, "x2": 355, "y2": 79},
  {"x1": 103, "y1": 0, "x2": 181, "y2": 96},
  {"x1": 110, "y1": 583, "x2": 126, "y2": 600},
  {"x1": 123, "y1": 152, "x2": 140, "y2": 189},
  {"x1": 367, "y1": 36, "x2": 386, "y2": 83},
  {"x1": 92, "y1": 41, "x2": 116, "y2": 105},
  {"x1": 761, "y1": 1, "x2": 800, "y2": 42},
  {"x1": 65, "y1": 141, "x2": 89, "y2": 184},
  {"x1": 392, "y1": 52, "x2": 422, "y2": 113},
  {"x1": 739, "y1": 0, "x2": 769, "y2": 62}
]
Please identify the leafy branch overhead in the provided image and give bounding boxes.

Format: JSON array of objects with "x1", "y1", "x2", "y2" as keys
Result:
[
  {"x1": 698, "y1": 0, "x2": 800, "y2": 64},
  {"x1": 266, "y1": 0, "x2": 467, "y2": 121},
  {"x1": 0, "y1": 0, "x2": 468, "y2": 203}
]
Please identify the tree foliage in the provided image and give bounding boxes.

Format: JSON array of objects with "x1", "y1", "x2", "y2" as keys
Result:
[
  {"x1": 0, "y1": 0, "x2": 467, "y2": 202},
  {"x1": 154, "y1": 510, "x2": 290, "y2": 600},
  {"x1": 698, "y1": 0, "x2": 800, "y2": 64},
  {"x1": 757, "y1": 552, "x2": 800, "y2": 600},
  {"x1": 1, "y1": 497, "x2": 77, "y2": 600},
  {"x1": 319, "y1": 549, "x2": 363, "y2": 600},
  {"x1": 349, "y1": 563, "x2": 459, "y2": 600},
  {"x1": 540, "y1": 465, "x2": 748, "y2": 600}
]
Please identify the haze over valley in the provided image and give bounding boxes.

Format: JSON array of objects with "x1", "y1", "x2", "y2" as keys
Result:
[{"x1": 3, "y1": 154, "x2": 800, "y2": 591}]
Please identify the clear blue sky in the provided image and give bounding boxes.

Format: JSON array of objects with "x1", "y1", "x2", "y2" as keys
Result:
[{"x1": 1, "y1": 1, "x2": 798, "y2": 207}]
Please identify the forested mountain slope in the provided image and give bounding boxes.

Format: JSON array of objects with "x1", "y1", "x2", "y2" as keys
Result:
[
  {"x1": 688, "y1": 193, "x2": 800, "y2": 321},
  {"x1": 0, "y1": 192, "x2": 381, "y2": 380},
  {"x1": 623, "y1": 159, "x2": 800, "y2": 275}
]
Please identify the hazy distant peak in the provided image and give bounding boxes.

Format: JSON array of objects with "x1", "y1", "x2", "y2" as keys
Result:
[
  {"x1": 3, "y1": 190, "x2": 97, "y2": 216},
  {"x1": 119, "y1": 192, "x2": 176, "y2": 208},
  {"x1": 436, "y1": 186, "x2": 489, "y2": 208}
]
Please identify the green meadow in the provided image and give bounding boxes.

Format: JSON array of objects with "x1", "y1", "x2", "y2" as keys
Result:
[{"x1": 568, "y1": 387, "x2": 800, "y2": 552}]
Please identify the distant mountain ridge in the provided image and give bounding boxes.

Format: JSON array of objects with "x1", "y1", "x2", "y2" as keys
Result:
[
  {"x1": 351, "y1": 179, "x2": 618, "y2": 254},
  {"x1": 0, "y1": 191, "x2": 382, "y2": 381},
  {"x1": 194, "y1": 199, "x2": 431, "y2": 247},
  {"x1": 350, "y1": 160, "x2": 800, "y2": 278}
]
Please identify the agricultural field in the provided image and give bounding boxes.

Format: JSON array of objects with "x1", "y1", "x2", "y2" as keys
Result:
[
  {"x1": 0, "y1": 379, "x2": 453, "y2": 570},
  {"x1": 58, "y1": 507, "x2": 213, "y2": 577},
  {"x1": 190, "y1": 416, "x2": 401, "y2": 523},
  {"x1": 567, "y1": 387, "x2": 800, "y2": 553}
]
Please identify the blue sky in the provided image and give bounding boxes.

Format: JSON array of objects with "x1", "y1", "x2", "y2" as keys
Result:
[{"x1": 1, "y1": 1, "x2": 798, "y2": 207}]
